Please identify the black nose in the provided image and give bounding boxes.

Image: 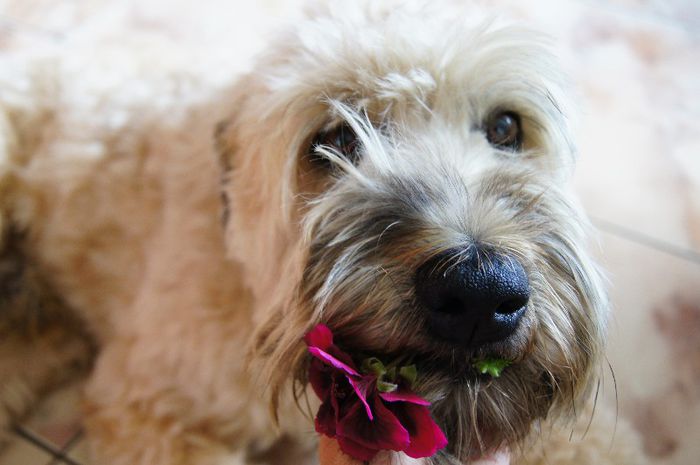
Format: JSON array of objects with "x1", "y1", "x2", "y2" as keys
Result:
[{"x1": 415, "y1": 249, "x2": 529, "y2": 347}]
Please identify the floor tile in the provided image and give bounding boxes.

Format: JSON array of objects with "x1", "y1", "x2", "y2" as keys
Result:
[
  {"x1": 0, "y1": 435, "x2": 53, "y2": 465},
  {"x1": 45, "y1": 431, "x2": 85, "y2": 465},
  {"x1": 596, "y1": 230, "x2": 700, "y2": 464},
  {"x1": 574, "y1": 5, "x2": 700, "y2": 252},
  {"x1": 24, "y1": 383, "x2": 83, "y2": 451},
  {"x1": 64, "y1": 438, "x2": 89, "y2": 465},
  {"x1": 572, "y1": 8, "x2": 700, "y2": 255}
]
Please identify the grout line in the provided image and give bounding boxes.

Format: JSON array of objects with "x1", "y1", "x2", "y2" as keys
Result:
[
  {"x1": 46, "y1": 430, "x2": 84, "y2": 465},
  {"x1": 62, "y1": 430, "x2": 84, "y2": 454},
  {"x1": 13, "y1": 426, "x2": 61, "y2": 456},
  {"x1": 592, "y1": 216, "x2": 700, "y2": 266},
  {"x1": 13, "y1": 426, "x2": 83, "y2": 465}
]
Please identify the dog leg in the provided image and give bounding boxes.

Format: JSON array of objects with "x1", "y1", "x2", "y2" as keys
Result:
[
  {"x1": 84, "y1": 340, "x2": 316, "y2": 465},
  {"x1": 83, "y1": 340, "x2": 237, "y2": 465},
  {"x1": 81, "y1": 283, "x2": 315, "y2": 465}
]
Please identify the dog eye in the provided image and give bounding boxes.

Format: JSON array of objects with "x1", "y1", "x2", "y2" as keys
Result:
[
  {"x1": 486, "y1": 111, "x2": 522, "y2": 150},
  {"x1": 310, "y1": 123, "x2": 360, "y2": 166}
]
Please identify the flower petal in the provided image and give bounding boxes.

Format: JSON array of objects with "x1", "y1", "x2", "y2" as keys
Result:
[
  {"x1": 337, "y1": 395, "x2": 410, "y2": 453},
  {"x1": 329, "y1": 374, "x2": 343, "y2": 419},
  {"x1": 379, "y1": 388, "x2": 431, "y2": 406},
  {"x1": 347, "y1": 375, "x2": 375, "y2": 421},
  {"x1": 304, "y1": 325, "x2": 359, "y2": 373},
  {"x1": 308, "y1": 359, "x2": 332, "y2": 400},
  {"x1": 304, "y1": 324, "x2": 334, "y2": 350},
  {"x1": 391, "y1": 403, "x2": 448, "y2": 459},
  {"x1": 308, "y1": 347, "x2": 360, "y2": 377},
  {"x1": 314, "y1": 398, "x2": 337, "y2": 438},
  {"x1": 337, "y1": 436, "x2": 380, "y2": 462}
]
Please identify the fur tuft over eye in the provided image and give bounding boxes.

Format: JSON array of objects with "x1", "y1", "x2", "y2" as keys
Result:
[{"x1": 309, "y1": 123, "x2": 360, "y2": 167}]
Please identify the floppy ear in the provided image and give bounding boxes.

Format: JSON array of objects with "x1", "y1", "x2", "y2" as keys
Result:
[
  {"x1": 211, "y1": 72, "x2": 297, "y2": 288},
  {"x1": 213, "y1": 118, "x2": 232, "y2": 227},
  {"x1": 213, "y1": 73, "x2": 315, "y2": 415},
  {"x1": 214, "y1": 118, "x2": 234, "y2": 176},
  {"x1": 212, "y1": 73, "x2": 261, "y2": 228},
  {"x1": 213, "y1": 74, "x2": 257, "y2": 179}
]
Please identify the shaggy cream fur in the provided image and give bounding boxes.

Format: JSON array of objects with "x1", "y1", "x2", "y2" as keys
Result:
[{"x1": 0, "y1": 1, "x2": 646, "y2": 464}]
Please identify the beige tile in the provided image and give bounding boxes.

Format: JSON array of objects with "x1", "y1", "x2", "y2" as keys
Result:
[
  {"x1": 0, "y1": 436, "x2": 53, "y2": 465},
  {"x1": 572, "y1": 8, "x2": 700, "y2": 255},
  {"x1": 24, "y1": 382, "x2": 83, "y2": 450},
  {"x1": 596, "y1": 230, "x2": 700, "y2": 464},
  {"x1": 66, "y1": 438, "x2": 90, "y2": 465}
]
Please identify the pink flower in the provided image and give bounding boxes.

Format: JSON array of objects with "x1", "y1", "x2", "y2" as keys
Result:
[{"x1": 304, "y1": 324, "x2": 448, "y2": 461}]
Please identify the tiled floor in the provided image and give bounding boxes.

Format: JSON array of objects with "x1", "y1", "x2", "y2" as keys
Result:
[
  {"x1": 2, "y1": 382, "x2": 87, "y2": 465},
  {"x1": 0, "y1": 0, "x2": 698, "y2": 464}
]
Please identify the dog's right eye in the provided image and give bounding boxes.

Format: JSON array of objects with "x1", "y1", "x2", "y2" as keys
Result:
[
  {"x1": 309, "y1": 123, "x2": 360, "y2": 167},
  {"x1": 485, "y1": 111, "x2": 522, "y2": 151}
]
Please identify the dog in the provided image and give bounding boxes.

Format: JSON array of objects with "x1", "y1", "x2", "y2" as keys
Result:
[{"x1": 0, "y1": 1, "x2": 645, "y2": 464}]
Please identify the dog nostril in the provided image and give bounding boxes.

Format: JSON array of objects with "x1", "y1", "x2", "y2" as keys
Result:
[
  {"x1": 495, "y1": 297, "x2": 528, "y2": 315},
  {"x1": 415, "y1": 248, "x2": 530, "y2": 348}
]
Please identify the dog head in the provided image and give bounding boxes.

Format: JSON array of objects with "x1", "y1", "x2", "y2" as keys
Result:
[{"x1": 216, "y1": 1, "x2": 608, "y2": 461}]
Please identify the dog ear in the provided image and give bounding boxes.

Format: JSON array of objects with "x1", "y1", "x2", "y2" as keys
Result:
[
  {"x1": 213, "y1": 75, "x2": 255, "y2": 177},
  {"x1": 212, "y1": 74, "x2": 260, "y2": 227},
  {"x1": 214, "y1": 117, "x2": 234, "y2": 175},
  {"x1": 213, "y1": 114, "x2": 235, "y2": 227}
]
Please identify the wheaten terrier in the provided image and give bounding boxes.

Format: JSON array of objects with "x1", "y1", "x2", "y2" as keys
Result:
[{"x1": 0, "y1": 1, "x2": 645, "y2": 464}]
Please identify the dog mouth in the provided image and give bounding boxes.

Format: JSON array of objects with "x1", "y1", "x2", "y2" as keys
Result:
[
  {"x1": 303, "y1": 307, "x2": 548, "y2": 461},
  {"x1": 322, "y1": 302, "x2": 533, "y2": 386},
  {"x1": 334, "y1": 335, "x2": 525, "y2": 393},
  {"x1": 400, "y1": 346, "x2": 518, "y2": 385}
]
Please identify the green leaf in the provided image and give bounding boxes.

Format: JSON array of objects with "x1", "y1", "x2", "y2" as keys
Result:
[
  {"x1": 473, "y1": 358, "x2": 511, "y2": 378},
  {"x1": 376, "y1": 380, "x2": 398, "y2": 393},
  {"x1": 398, "y1": 365, "x2": 418, "y2": 387},
  {"x1": 361, "y1": 357, "x2": 386, "y2": 377}
]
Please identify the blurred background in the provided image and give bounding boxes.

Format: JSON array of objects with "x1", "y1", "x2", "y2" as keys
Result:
[{"x1": 0, "y1": 0, "x2": 698, "y2": 464}]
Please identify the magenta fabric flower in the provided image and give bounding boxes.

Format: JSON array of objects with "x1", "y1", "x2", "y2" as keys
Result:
[{"x1": 304, "y1": 324, "x2": 448, "y2": 461}]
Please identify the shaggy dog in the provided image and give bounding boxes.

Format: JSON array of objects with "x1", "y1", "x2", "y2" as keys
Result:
[{"x1": 0, "y1": 1, "x2": 644, "y2": 464}]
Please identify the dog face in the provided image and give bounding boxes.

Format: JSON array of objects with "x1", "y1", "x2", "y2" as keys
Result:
[{"x1": 217, "y1": 1, "x2": 608, "y2": 461}]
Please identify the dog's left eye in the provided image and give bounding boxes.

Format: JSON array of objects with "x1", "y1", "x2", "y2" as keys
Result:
[
  {"x1": 310, "y1": 123, "x2": 360, "y2": 166},
  {"x1": 486, "y1": 111, "x2": 522, "y2": 151}
]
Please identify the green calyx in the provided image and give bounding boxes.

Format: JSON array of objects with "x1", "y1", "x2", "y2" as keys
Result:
[
  {"x1": 473, "y1": 357, "x2": 511, "y2": 378},
  {"x1": 399, "y1": 365, "x2": 417, "y2": 386},
  {"x1": 360, "y1": 357, "x2": 418, "y2": 393}
]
